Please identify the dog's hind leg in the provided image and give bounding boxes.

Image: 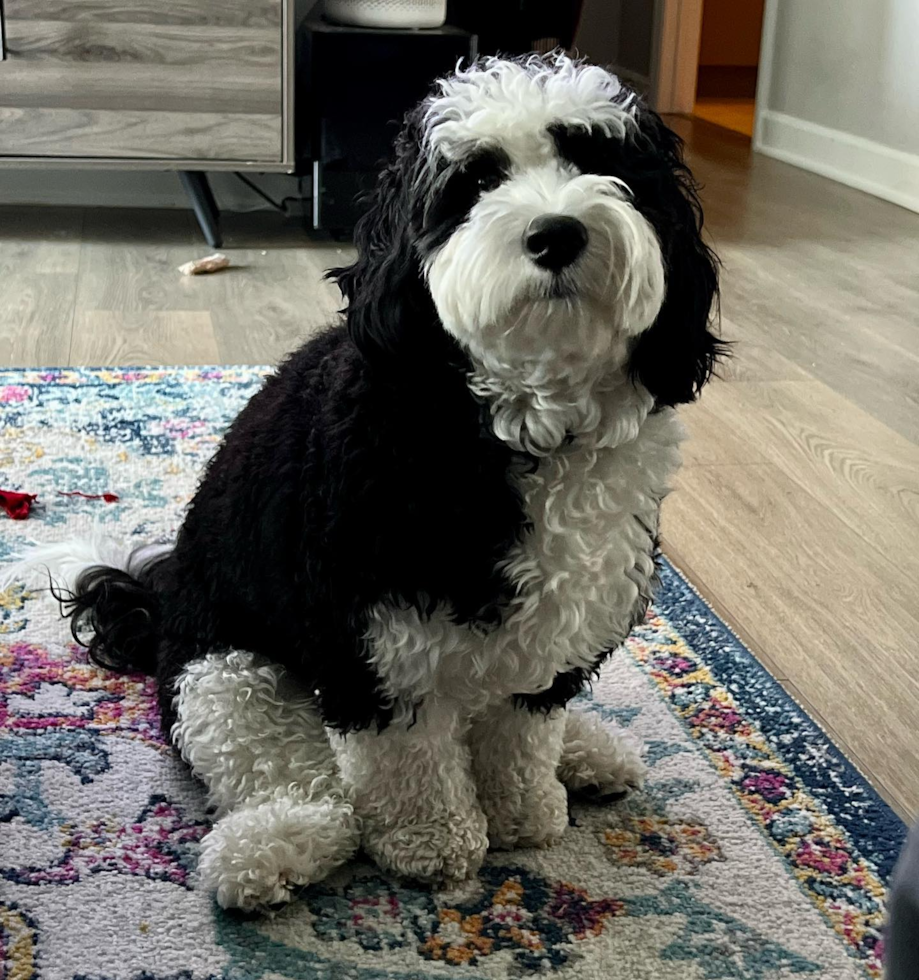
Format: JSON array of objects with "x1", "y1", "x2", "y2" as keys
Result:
[
  {"x1": 172, "y1": 651, "x2": 358, "y2": 911},
  {"x1": 558, "y1": 706, "x2": 646, "y2": 799}
]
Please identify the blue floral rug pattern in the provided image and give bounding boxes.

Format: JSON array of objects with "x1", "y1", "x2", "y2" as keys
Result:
[{"x1": 0, "y1": 367, "x2": 905, "y2": 980}]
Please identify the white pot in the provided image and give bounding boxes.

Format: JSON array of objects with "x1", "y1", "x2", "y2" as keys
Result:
[{"x1": 324, "y1": 0, "x2": 447, "y2": 29}]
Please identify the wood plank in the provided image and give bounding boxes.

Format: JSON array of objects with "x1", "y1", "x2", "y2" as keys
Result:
[
  {"x1": 70, "y1": 310, "x2": 219, "y2": 365},
  {"x1": 680, "y1": 390, "x2": 770, "y2": 466},
  {"x1": 0, "y1": 207, "x2": 83, "y2": 275},
  {"x1": 715, "y1": 324, "x2": 812, "y2": 383},
  {"x1": 73, "y1": 208, "x2": 207, "y2": 316},
  {"x1": 662, "y1": 539, "x2": 790, "y2": 682},
  {"x1": 6, "y1": 21, "x2": 280, "y2": 68},
  {"x1": 720, "y1": 246, "x2": 919, "y2": 368},
  {"x1": 0, "y1": 63, "x2": 282, "y2": 116},
  {"x1": 77, "y1": 206, "x2": 200, "y2": 248},
  {"x1": 0, "y1": 107, "x2": 281, "y2": 161},
  {"x1": 5, "y1": 0, "x2": 281, "y2": 28},
  {"x1": 687, "y1": 381, "x2": 919, "y2": 565},
  {"x1": 663, "y1": 462, "x2": 919, "y2": 817},
  {"x1": 671, "y1": 115, "x2": 919, "y2": 446},
  {"x1": 716, "y1": 291, "x2": 919, "y2": 448},
  {"x1": 0, "y1": 155, "x2": 294, "y2": 173},
  {"x1": 212, "y1": 264, "x2": 344, "y2": 364},
  {"x1": 0, "y1": 273, "x2": 77, "y2": 367},
  {"x1": 0, "y1": 1, "x2": 290, "y2": 166}
]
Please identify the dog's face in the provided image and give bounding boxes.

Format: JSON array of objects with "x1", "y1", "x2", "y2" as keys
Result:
[
  {"x1": 420, "y1": 60, "x2": 665, "y2": 378},
  {"x1": 334, "y1": 54, "x2": 721, "y2": 406}
]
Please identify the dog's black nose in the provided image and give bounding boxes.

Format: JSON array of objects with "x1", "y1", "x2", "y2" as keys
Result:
[{"x1": 524, "y1": 214, "x2": 588, "y2": 272}]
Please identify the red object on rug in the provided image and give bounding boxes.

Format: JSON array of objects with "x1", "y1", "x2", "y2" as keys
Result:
[
  {"x1": 0, "y1": 489, "x2": 38, "y2": 520},
  {"x1": 56, "y1": 490, "x2": 120, "y2": 503},
  {"x1": 0, "y1": 488, "x2": 120, "y2": 519}
]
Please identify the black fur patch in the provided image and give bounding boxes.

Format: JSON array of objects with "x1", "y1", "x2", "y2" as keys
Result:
[
  {"x1": 422, "y1": 145, "x2": 513, "y2": 252},
  {"x1": 145, "y1": 329, "x2": 532, "y2": 732},
  {"x1": 57, "y1": 564, "x2": 161, "y2": 674}
]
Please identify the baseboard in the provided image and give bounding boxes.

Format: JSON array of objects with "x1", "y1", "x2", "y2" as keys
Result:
[
  {"x1": 754, "y1": 110, "x2": 919, "y2": 215},
  {"x1": 0, "y1": 170, "x2": 304, "y2": 212}
]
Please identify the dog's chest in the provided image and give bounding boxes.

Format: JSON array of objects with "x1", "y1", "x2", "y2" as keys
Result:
[{"x1": 367, "y1": 408, "x2": 684, "y2": 715}]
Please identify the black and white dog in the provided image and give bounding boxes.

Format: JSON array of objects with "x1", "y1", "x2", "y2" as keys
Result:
[{"x1": 30, "y1": 54, "x2": 722, "y2": 910}]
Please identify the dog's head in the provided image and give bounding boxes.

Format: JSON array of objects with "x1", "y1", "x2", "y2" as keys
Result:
[{"x1": 333, "y1": 54, "x2": 721, "y2": 408}]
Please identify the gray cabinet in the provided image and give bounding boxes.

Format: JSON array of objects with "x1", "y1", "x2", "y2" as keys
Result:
[{"x1": 0, "y1": 0, "x2": 295, "y2": 170}]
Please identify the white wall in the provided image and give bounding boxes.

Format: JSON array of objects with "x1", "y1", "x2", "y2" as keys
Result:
[{"x1": 756, "y1": 0, "x2": 919, "y2": 213}]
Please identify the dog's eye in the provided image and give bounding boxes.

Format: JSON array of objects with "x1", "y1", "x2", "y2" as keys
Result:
[
  {"x1": 462, "y1": 148, "x2": 509, "y2": 197},
  {"x1": 421, "y1": 147, "x2": 511, "y2": 249},
  {"x1": 476, "y1": 172, "x2": 503, "y2": 193},
  {"x1": 550, "y1": 122, "x2": 660, "y2": 202}
]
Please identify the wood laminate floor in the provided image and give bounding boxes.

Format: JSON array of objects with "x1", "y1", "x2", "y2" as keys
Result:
[{"x1": 2, "y1": 120, "x2": 918, "y2": 819}]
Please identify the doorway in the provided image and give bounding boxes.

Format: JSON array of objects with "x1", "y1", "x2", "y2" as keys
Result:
[{"x1": 692, "y1": 0, "x2": 765, "y2": 137}]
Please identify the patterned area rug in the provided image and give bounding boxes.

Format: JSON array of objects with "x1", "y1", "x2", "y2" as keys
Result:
[{"x1": 0, "y1": 367, "x2": 906, "y2": 980}]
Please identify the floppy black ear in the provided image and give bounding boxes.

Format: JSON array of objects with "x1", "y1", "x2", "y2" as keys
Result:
[
  {"x1": 627, "y1": 111, "x2": 725, "y2": 405},
  {"x1": 328, "y1": 109, "x2": 440, "y2": 364}
]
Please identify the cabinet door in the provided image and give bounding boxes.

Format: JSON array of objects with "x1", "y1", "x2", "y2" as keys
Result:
[{"x1": 0, "y1": 0, "x2": 286, "y2": 165}]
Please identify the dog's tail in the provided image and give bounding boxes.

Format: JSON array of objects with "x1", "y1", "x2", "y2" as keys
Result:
[{"x1": 8, "y1": 532, "x2": 173, "y2": 675}]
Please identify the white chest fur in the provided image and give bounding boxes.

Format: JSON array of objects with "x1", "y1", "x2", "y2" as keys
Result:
[{"x1": 366, "y1": 400, "x2": 685, "y2": 721}]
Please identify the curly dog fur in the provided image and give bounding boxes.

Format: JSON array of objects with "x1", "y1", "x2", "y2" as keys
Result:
[{"x1": 23, "y1": 53, "x2": 721, "y2": 908}]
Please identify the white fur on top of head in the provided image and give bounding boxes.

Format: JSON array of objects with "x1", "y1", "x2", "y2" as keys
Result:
[{"x1": 425, "y1": 53, "x2": 638, "y2": 164}]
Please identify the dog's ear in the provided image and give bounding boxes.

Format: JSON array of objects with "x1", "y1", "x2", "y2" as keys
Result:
[
  {"x1": 328, "y1": 109, "x2": 440, "y2": 364},
  {"x1": 627, "y1": 110, "x2": 725, "y2": 405}
]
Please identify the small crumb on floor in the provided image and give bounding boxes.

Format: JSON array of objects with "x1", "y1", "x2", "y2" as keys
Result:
[{"x1": 179, "y1": 253, "x2": 230, "y2": 276}]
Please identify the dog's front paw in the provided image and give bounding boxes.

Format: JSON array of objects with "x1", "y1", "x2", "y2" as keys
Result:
[
  {"x1": 198, "y1": 797, "x2": 359, "y2": 911},
  {"x1": 484, "y1": 774, "x2": 569, "y2": 850},
  {"x1": 559, "y1": 708, "x2": 647, "y2": 798},
  {"x1": 363, "y1": 808, "x2": 489, "y2": 885}
]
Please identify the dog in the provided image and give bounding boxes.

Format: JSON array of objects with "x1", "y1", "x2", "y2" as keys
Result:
[{"x1": 23, "y1": 53, "x2": 722, "y2": 910}]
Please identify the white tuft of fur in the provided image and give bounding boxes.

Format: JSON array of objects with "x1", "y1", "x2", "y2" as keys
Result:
[
  {"x1": 1, "y1": 531, "x2": 172, "y2": 594},
  {"x1": 467, "y1": 366, "x2": 654, "y2": 458},
  {"x1": 2, "y1": 531, "x2": 129, "y2": 594},
  {"x1": 426, "y1": 53, "x2": 636, "y2": 162},
  {"x1": 558, "y1": 707, "x2": 647, "y2": 794},
  {"x1": 173, "y1": 651, "x2": 359, "y2": 908}
]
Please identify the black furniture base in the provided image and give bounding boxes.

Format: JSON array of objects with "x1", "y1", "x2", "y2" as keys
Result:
[
  {"x1": 299, "y1": 19, "x2": 476, "y2": 235},
  {"x1": 180, "y1": 171, "x2": 223, "y2": 248}
]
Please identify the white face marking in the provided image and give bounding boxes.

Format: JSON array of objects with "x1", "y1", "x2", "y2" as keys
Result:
[{"x1": 421, "y1": 54, "x2": 666, "y2": 418}]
